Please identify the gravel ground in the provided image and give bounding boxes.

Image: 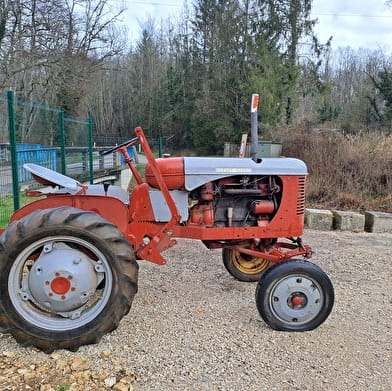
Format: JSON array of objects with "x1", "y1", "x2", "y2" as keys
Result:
[{"x1": 0, "y1": 229, "x2": 391, "y2": 391}]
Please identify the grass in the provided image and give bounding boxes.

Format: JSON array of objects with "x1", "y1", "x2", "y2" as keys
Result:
[
  {"x1": 66, "y1": 154, "x2": 100, "y2": 164},
  {"x1": 0, "y1": 192, "x2": 43, "y2": 228}
]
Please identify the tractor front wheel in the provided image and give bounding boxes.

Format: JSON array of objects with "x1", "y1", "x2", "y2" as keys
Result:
[
  {"x1": 0, "y1": 207, "x2": 138, "y2": 352},
  {"x1": 255, "y1": 260, "x2": 334, "y2": 331},
  {"x1": 222, "y1": 247, "x2": 270, "y2": 282}
]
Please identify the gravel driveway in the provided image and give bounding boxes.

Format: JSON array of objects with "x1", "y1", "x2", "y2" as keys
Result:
[{"x1": 1, "y1": 229, "x2": 391, "y2": 391}]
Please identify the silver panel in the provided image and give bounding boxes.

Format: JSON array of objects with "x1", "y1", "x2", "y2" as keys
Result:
[
  {"x1": 183, "y1": 157, "x2": 307, "y2": 190},
  {"x1": 149, "y1": 190, "x2": 189, "y2": 222}
]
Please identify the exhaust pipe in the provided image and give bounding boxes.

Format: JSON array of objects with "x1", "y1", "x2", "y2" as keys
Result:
[{"x1": 250, "y1": 94, "x2": 259, "y2": 162}]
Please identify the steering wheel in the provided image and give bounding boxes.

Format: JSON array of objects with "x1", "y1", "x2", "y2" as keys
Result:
[{"x1": 100, "y1": 136, "x2": 139, "y2": 156}]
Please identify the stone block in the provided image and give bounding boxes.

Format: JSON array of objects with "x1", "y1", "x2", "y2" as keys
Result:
[
  {"x1": 305, "y1": 209, "x2": 333, "y2": 230},
  {"x1": 332, "y1": 210, "x2": 365, "y2": 232},
  {"x1": 365, "y1": 211, "x2": 392, "y2": 233}
]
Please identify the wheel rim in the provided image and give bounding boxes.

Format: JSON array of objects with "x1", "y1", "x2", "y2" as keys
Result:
[
  {"x1": 8, "y1": 236, "x2": 113, "y2": 331},
  {"x1": 269, "y1": 274, "x2": 324, "y2": 326},
  {"x1": 231, "y1": 248, "x2": 270, "y2": 275}
]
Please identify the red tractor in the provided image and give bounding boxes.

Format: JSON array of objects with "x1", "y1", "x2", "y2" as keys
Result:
[{"x1": 0, "y1": 126, "x2": 334, "y2": 352}]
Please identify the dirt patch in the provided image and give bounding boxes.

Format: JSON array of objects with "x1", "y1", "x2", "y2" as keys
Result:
[{"x1": 1, "y1": 229, "x2": 391, "y2": 390}]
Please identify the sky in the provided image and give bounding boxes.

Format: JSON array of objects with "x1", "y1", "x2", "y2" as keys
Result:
[{"x1": 113, "y1": 0, "x2": 392, "y2": 53}]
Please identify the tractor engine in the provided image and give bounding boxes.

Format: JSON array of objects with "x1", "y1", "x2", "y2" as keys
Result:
[
  {"x1": 144, "y1": 156, "x2": 300, "y2": 229},
  {"x1": 188, "y1": 175, "x2": 281, "y2": 227}
]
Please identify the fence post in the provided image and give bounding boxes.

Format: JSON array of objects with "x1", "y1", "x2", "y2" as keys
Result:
[
  {"x1": 58, "y1": 110, "x2": 66, "y2": 174},
  {"x1": 88, "y1": 118, "x2": 94, "y2": 184},
  {"x1": 7, "y1": 90, "x2": 20, "y2": 211},
  {"x1": 158, "y1": 136, "x2": 163, "y2": 158},
  {"x1": 82, "y1": 150, "x2": 87, "y2": 172}
]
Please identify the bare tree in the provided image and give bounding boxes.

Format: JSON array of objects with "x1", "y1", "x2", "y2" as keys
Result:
[{"x1": 0, "y1": 0, "x2": 127, "y2": 142}]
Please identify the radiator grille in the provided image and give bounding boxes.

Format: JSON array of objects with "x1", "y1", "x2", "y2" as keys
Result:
[{"x1": 296, "y1": 176, "x2": 306, "y2": 215}]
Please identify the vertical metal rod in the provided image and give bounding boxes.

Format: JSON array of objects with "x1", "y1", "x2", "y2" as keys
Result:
[
  {"x1": 7, "y1": 90, "x2": 20, "y2": 211},
  {"x1": 58, "y1": 110, "x2": 66, "y2": 174},
  {"x1": 88, "y1": 118, "x2": 94, "y2": 184},
  {"x1": 250, "y1": 94, "x2": 259, "y2": 161},
  {"x1": 158, "y1": 136, "x2": 163, "y2": 158}
]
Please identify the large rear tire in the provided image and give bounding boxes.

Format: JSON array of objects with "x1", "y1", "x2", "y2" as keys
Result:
[
  {"x1": 255, "y1": 260, "x2": 334, "y2": 331},
  {"x1": 0, "y1": 207, "x2": 138, "y2": 353}
]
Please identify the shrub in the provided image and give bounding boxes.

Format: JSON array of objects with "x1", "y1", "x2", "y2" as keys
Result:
[{"x1": 272, "y1": 125, "x2": 392, "y2": 212}]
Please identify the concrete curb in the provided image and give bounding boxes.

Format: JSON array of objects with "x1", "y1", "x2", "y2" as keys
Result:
[
  {"x1": 364, "y1": 211, "x2": 392, "y2": 233},
  {"x1": 305, "y1": 208, "x2": 392, "y2": 233}
]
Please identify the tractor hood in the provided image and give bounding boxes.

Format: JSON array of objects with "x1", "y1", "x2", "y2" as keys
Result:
[{"x1": 183, "y1": 157, "x2": 307, "y2": 191}]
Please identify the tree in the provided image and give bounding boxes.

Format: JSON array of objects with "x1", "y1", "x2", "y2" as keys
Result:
[
  {"x1": 315, "y1": 48, "x2": 390, "y2": 131},
  {"x1": 368, "y1": 64, "x2": 392, "y2": 124},
  {"x1": 253, "y1": 0, "x2": 319, "y2": 124},
  {"x1": 0, "y1": 0, "x2": 126, "y2": 115},
  {"x1": 51, "y1": 0, "x2": 127, "y2": 116}
]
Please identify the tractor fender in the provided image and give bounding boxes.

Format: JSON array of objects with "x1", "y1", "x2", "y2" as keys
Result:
[{"x1": 9, "y1": 195, "x2": 130, "y2": 237}]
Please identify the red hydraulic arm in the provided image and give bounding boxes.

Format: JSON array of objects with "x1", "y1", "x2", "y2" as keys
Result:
[{"x1": 129, "y1": 127, "x2": 181, "y2": 264}]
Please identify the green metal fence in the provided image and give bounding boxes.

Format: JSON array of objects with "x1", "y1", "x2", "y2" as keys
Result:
[{"x1": 0, "y1": 90, "x2": 94, "y2": 227}]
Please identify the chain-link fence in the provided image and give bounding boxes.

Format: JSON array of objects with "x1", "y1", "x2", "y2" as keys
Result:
[
  {"x1": 0, "y1": 90, "x2": 121, "y2": 228},
  {"x1": 0, "y1": 92, "x2": 12, "y2": 228}
]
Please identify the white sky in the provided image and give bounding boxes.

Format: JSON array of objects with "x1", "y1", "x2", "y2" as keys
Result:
[{"x1": 114, "y1": 0, "x2": 392, "y2": 53}]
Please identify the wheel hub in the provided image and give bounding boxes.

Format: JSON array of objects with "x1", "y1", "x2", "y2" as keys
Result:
[
  {"x1": 288, "y1": 292, "x2": 308, "y2": 309},
  {"x1": 23, "y1": 242, "x2": 104, "y2": 315},
  {"x1": 232, "y1": 249, "x2": 269, "y2": 274},
  {"x1": 50, "y1": 276, "x2": 71, "y2": 295},
  {"x1": 270, "y1": 275, "x2": 322, "y2": 325}
]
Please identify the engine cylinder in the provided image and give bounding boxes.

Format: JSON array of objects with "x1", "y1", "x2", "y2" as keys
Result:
[
  {"x1": 200, "y1": 182, "x2": 214, "y2": 200},
  {"x1": 190, "y1": 203, "x2": 214, "y2": 226},
  {"x1": 251, "y1": 200, "x2": 275, "y2": 215}
]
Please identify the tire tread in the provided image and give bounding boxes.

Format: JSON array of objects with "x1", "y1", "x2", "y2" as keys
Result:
[{"x1": 0, "y1": 207, "x2": 138, "y2": 352}]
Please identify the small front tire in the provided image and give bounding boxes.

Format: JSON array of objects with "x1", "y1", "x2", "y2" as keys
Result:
[{"x1": 255, "y1": 260, "x2": 334, "y2": 331}]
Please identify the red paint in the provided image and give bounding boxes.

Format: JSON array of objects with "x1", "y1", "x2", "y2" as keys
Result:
[
  {"x1": 51, "y1": 277, "x2": 71, "y2": 295},
  {"x1": 7, "y1": 126, "x2": 311, "y2": 267},
  {"x1": 145, "y1": 157, "x2": 185, "y2": 190}
]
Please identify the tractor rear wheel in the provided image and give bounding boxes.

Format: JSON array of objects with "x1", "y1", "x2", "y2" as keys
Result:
[
  {"x1": 222, "y1": 246, "x2": 270, "y2": 282},
  {"x1": 0, "y1": 207, "x2": 138, "y2": 353},
  {"x1": 255, "y1": 260, "x2": 334, "y2": 331}
]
